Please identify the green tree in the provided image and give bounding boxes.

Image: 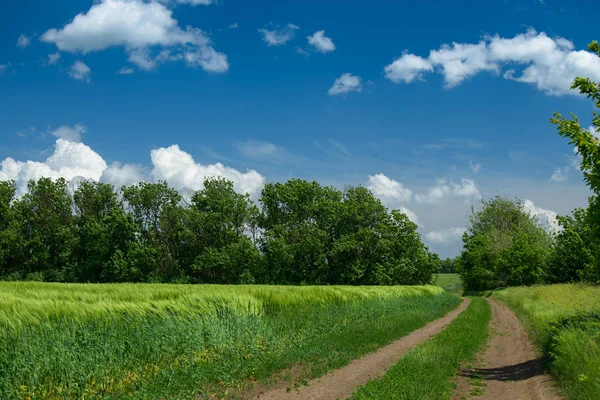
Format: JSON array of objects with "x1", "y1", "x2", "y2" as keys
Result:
[
  {"x1": 459, "y1": 197, "x2": 552, "y2": 291},
  {"x1": 13, "y1": 178, "x2": 76, "y2": 281},
  {"x1": 550, "y1": 40, "x2": 600, "y2": 283}
]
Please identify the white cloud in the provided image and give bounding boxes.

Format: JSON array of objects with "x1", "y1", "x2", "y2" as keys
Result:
[
  {"x1": 415, "y1": 178, "x2": 482, "y2": 204},
  {"x1": 0, "y1": 63, "x2": 11, "y2": 74},
  {"x1": 384, "y1": 53, "x2": 433, "y2": 83},
  {"x1": 151, "y1": 145, "x2": 265, "y2": 198},
  {"x1": 428, "y1": 41, "x2": 497, "y2": 87},
  {"x1": 0, "y1": 139, "x2": 107, "y2": 196},
  {"x1": 47, "y1": 52, "x2": 61, "y2": 65},
  {"x1": 229, "y1": 22, "x2": 239, "y2": 29},
  {"x1": 117, "y1": 67, "x2": 134, "y2": 75},
  {"x1": 1, "y1": 139, "x2": 266, "y2": 199},
  {"x1": 425, "y1": 226, "x2": 466, "y2": 244},
  {"x1": 328, "y1": 73, "x2": 363, "y2": 96},
  {"x1": 550, "y1": 167, "x2": 568, "y2": 182},
  {"x1": 16, "y1": 34, "x2": 31, "y2": 49},
  {"x1": 469, "y1": 160, "x2": 481, "y2": 173},
  {"x1": 259, "y1": 23, "x2": 299, "y2": 46},
  {"x1": 52, "y1": 124, "x2": 87, "y2": 142},
  {"x1": 41, "y1": 0, "x2": 228, "y2": 73},
  {"x1": 367, "y1": 173, "x2": 413, "y2": 203},
  {"x1": 523, "y1": 199, "x2": 560, "y2": 233},
  {"x1": 307, "y1": 30, "x2": 336, "y2": 53},
  {"x1": 399, "y1": 207, "x2": 419, "y2": 225},
  {"x1": 69, "y1": 61, "x2": 91, "y2": 81},
  {"x1": 588, "y1": 125, "x2": 600, "y2": 139},
  {"x1": 384, "y1": 29, "x2": 600, "y2": 95},
  {"x1": 100, "y1": 162, "x2": 146, "y2": 188}
]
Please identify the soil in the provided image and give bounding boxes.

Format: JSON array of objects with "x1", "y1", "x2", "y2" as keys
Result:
[
  {"x1": 248, "y1": 297, "x2": 471, "y2": 400},
  {"x1": 452, "y1": 298, "x2": 562, "y2": 400}
]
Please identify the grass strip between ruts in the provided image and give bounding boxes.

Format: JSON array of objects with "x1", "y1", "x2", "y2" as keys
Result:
[{"x1": 352, "y1": 297, "x2": 491, "y2": 400}]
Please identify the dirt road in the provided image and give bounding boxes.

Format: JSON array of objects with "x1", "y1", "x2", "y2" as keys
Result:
[
  {"x1": 453, "y1": 299, "x2": 562, "y2": 400},
  {"x1": 251, "y1": 297, "x2": 471, "y2": 400}
]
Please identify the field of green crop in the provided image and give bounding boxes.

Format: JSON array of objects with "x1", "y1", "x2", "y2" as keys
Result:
[
  {"x1": 495, "y1": 284, "x2": 600, "y2": 400},
  {"x1": 0, "y1": 282, "x2": 460, "y2": 399},
  {"x1": 435, "y1": 273, "x2": 463, "y2": 294}
]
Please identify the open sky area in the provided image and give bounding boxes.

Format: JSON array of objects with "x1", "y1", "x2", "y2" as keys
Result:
[{"x1": 1, "y1": 0, "x2": 598, "y2": 257}]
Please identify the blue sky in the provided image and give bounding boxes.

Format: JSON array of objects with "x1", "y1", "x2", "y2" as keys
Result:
[{"x1": 1, "y1": 0, "x2": 598, "y2": 257}]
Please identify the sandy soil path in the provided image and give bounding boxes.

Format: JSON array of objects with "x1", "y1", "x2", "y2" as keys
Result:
[
  {"x1": 453, "y1": 298, "x2": 562, "y2": 400},
  {"x1": 250, "y1": 297, "x2": 471, "y2": 400}
]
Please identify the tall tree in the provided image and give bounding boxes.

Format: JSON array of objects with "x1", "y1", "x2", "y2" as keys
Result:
[{"x1": 550, "y1": 40, "x2": 600, "y2": 283}]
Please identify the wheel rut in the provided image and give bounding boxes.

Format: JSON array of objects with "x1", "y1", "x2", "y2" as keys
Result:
[
  {"x1": 452, "y1": 298, "x2": 562, "y2": 400},
  {"x1": 249, "y1": 297, "x2": 471, "y2": 400}
]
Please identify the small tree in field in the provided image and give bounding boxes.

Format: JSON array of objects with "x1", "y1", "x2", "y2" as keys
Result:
[{"x1": 459, "y1": 197, "x2": 552, "y2": 291}]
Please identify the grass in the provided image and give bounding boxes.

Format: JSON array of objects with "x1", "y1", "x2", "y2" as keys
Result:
[
  {"x1": 351, "y1": 297, "x2": 491, "y2": 400},
  {"x1": 0, "y1": 282, "x2": 460, "y2": 399},
  {"x1": 435, "y1": 273, "x2": 463, "y2": 294},
  {"x1": 495, "y1": 284, "x2": 600, "y2": 400}
]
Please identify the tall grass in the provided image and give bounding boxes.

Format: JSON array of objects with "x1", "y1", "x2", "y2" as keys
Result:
[
  {"x1": 0, "y1": 283, "x2": 458, "y2": 399},
  {"x1": 495, "y1": 284, "x2": 600, "y2": 400}
]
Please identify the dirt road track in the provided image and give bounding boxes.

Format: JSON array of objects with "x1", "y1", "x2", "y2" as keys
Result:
[
  {"x1": 453, "y1": 298, "x2": 562, "y2": 400},
  {"x1": 250, "y1": 297, "x2": 471, "y2": 400}
]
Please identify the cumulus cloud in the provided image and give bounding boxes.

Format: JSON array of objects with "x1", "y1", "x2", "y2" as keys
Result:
[
  {"x1": 0, "y1": 139, "x2": 107, "y2": 196},
  {"x1": 384, "y1": 53, "x2": 433, "y2": 83},
  {"x1": 100, "y1": 162, "x2": 146, "y2": 188},
  {"x1": 0, "y1": 64, "x2": 9, "y2": 74},
  {"x1": 367, "y1": 173, "x2": 413, "y2": 203},
  {"x1": 41, "y1": 0, "x2": 228, "y2": 73},
  {"x1": 384, "y1": 29, "x2": 600, "y2": 95},
  {"x1": 69, "y1": 61, "x2": 91, "y2": 81},
  {"x1": 328, "y1": 73, "x2": 363, "y2": 96},
  {"x1": 47, "y1": 52, "x2": 61, "y2": 65},
  {"x1": 425, "y1": 226, "x2": 466, "y2": 244},
  {"x1": 151, "y1": 145, "x2": 265, "y2": 198},
  {"x1": 425, "y1": 226, "x2": 467, "y2": 244},
  {"x1": 307, "y1": 30, "x2": 336, "y2": 53},
  {"x1": 415, "y1": 178, "x2": 482, "y2": 204},
  {"x1": 399, "y1": 207, "x2": 419, "y2": 225},
  {"x1": 16, "y1": 34, "x2": 31, "y2": 49},
  {"x1": 523, "y1": 199, "x2": 560, "y2": 233},
  {"x1": 588, "y1": 125, "x2": 600, "y2": 139},
  {"x1": 51, "y1": 124, "x2": 87, "y2": 142},
  {"x1": 229, "y1": 22, "x2": 239, "y2": 29},
  {"x1": 259, "y1": 23, "x2": 299, "y2": 46},
  {"x1": 172, "y1": 0, "x2": 213, "y2": 5},
  {"x1": 1, "y1": 138, "x2": 266, "y2": 199}
]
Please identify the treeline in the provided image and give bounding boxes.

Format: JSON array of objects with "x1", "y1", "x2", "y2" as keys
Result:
[
  {"x1": 0, "y1": 177, "x2": 439, "y2": 285},
  {"x1": 459, "y1": 40, "x2": 600, "y2": 291}
]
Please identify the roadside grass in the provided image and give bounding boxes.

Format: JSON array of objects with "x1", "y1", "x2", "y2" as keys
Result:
[
  {"x1": 495, "y1": 284, "x2": 600, "y2": 400},
  {"x1": 351, "y1": 297, "x2": 491, "y2": 400},
  {"x1": 0, "y1": 283, "x2": 460, "y2": 399},
  {"x1": 435, "y1": 273, "x2": 463, "y2": 294}
]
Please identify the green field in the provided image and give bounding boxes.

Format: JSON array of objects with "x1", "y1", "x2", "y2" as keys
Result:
[
  {"x1": 352, "y1": 297, "x2": 491, "y2": 399},
  {"x1": 435, "y1": 273, "x2": 463, "y2": 294},
  {"x1": 0, "y1": 282, "x2": 460, "y2": 399},
  {"x1": 495, "y1": 284, "x2": 600, "y2": 400}
]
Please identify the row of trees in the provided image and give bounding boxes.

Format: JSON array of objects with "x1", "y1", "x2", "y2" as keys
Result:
[
  {"x1": 0, "y1": 177, "x2": 439, "y2": 285},
  {"x1": 459, "y1": 40, "x2": 600, "y2": 291}
]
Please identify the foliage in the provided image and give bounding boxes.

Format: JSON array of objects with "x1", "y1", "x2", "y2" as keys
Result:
[
  {"x1": 351, "y1": 298, "x2": 491, "y2": 399},
  {"x1": 0, "y1": 177, "x2": 436, "y2": 285},
  {"x1": 459, "y1": 196, "x2": 552, "y2": 291},
  {"x1": 0, "y1": 282, "x2": 458, "y2": 399},
  {"x1": 495, "y1": 284, "x2": 600, "y2": 400},
  {"x1": 549, "y1": 40, "x2": 600, "y2": 284}
]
